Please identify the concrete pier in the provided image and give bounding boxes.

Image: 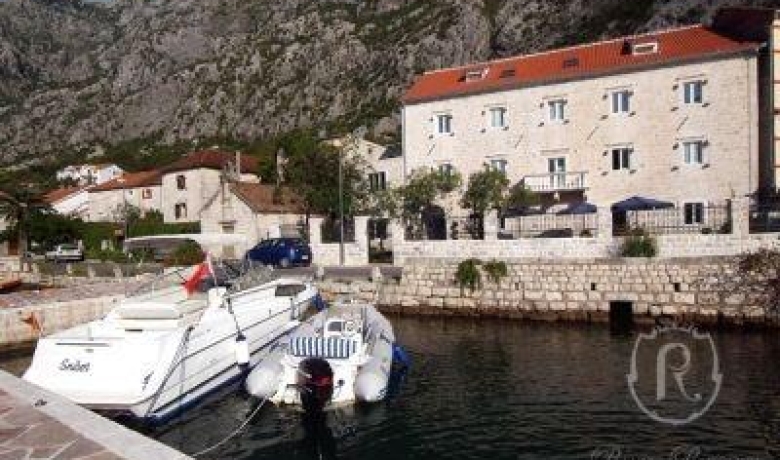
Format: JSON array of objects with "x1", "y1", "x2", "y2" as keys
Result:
[{"x1": 0, "y1": 370, "x2": 191, "y2": 460}]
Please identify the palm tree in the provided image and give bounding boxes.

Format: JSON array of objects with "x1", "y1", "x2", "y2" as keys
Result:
[{"x1": 0, "y1": 188, "x2": 51, "y2": 271}]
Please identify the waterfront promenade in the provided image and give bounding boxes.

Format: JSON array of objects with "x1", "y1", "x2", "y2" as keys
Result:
[{"x1": 0, "y1": 370, "x2": 189, "y2": 460}]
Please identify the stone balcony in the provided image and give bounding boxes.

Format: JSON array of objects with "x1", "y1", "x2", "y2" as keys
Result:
[{"x1": 521, "y1": 171, "x2": 588, "y2": 193}]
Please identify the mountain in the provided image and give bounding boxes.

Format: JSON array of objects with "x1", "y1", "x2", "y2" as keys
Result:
[{"x1": 0, "y1": 0, "x2": 775, "y2": 166}]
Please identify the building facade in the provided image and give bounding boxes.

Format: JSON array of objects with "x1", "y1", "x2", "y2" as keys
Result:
[
  {"x1": 402, "y1": 19, "x2": 776, "y2": 213},
  {"x1": 86, "y1": 171, "x2": 163, "y2": 222},
  {"x1": 200, "y1": 182, "x2": 304, "y2": 257},
  {"x1": 160, "y1": 150, "x2": 259, "y2": 223}
]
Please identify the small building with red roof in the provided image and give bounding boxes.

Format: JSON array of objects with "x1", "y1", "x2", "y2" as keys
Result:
[
  {"x1": 43, "y1": 186, "x2": 91, "y2": 218},
  {"x1": 401, "y1": 8, "x2": 778, "y2": 214},
  {"x1": 86, "y1": 170, "x2": 163, "y2": 222},
  {"x1": 200, "y1": 182, "x2": 305, "y2": 257}
]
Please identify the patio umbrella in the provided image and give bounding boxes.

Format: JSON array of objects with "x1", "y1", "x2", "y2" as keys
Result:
[
  {"x1": 610, "y1": 196, "x2": 674, "y2": 212},
  {"x1": 558, "y1": 202, "x2": 597, "y2": 215}
]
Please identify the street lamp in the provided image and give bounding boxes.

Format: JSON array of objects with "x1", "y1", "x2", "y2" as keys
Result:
[{"x1": 339, "y1": 126, "x2": 367, "y2": 266}]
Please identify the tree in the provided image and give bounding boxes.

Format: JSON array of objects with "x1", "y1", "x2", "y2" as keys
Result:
[
  {"x1": 505, "y1": 183, "x2": 540, "y2": 213},
  {"x1": 0, "y1": 188, "x2": 52, "y2": 269},
  {"x1": 461, "y1": 167, "x2": 510, "y2": 216},
  {"x1": 281, "y1": 130, "x2": 368, "y2": 223}
]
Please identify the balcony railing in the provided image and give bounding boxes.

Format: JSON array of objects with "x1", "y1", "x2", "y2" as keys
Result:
[{"x1": 522, "y1": 171, "x2": 588, "y2": 193}]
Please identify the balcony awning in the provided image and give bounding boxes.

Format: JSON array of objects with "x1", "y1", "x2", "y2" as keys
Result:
[
  {"x1": 611, "y1": 196, "x2": 674, "y2": 212},
  {"x1": 558, "y1": 202, "x2": 597, "y2": 215}
]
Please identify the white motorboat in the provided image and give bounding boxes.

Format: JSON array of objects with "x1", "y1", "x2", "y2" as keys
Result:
[
  {"x1": 245, "y1": 298, "x2": 408, "y2": 412},
  {"x1": 23, "y1": 234, "x2": 319, "y2": 423}
]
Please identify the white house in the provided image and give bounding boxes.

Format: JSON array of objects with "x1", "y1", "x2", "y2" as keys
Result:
[
  {"x1": 86, "y1": 170, "x2": 163, "y2": 222},
  {"x1": 56, "y1": 163, "x2": 123, "y2": 186},
  {"x1": 200, "y1": 182, "x2": 305, "y2": 258},
  {"x1": 327, "y1": 138, "x2": 403, "y2": 193},
  {"x1": 160, "y1": 150, "x2": 260, "y2": 224},
  {"x1": 401, "y1": 11, "x2": 779, "y2": 216},
  {"x1": 43, "y1": 186, "x2": 91, "y2": 218}
]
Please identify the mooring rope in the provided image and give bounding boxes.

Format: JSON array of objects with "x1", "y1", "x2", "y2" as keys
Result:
[{"x1": 191, "y1": 397, "x2": 268, "y2": 458}]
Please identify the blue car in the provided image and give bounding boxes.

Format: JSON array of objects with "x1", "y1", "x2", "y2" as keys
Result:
[{"x1": 244, "y1": 238, "x2": 312, "y2": 268}]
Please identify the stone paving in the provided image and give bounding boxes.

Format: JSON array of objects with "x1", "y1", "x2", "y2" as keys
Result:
[
  {"x1": 0, "y1": 281, "x2": 146, "y2": 309},
  {"x1": 0, "y1": 372, "x2": 190, "y2": 460},
  {"x1": 0, "y1": 388, "x2": 123, "y2": 459}
]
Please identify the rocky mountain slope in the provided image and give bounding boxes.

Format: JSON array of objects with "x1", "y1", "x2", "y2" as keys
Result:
[{"x1": 0, "y1": 0, "x2": 775, "y2": 166}]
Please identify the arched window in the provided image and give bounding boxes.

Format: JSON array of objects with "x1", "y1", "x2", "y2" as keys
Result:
[
  {"x1": 174, "y1": 203, "x2": 188, "y2": 219},
  {"x1": 176, "y1": 174, "x2": 186, "y2": 190}
]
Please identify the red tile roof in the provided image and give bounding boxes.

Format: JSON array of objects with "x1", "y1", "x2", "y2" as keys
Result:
[
  {"x1": 402, "y1": 25, "x2": 761, "y2": 105},
  {"x1": 231, "y1": 183, "x2": 304, "y2": 214},
  {"x1": 43, "y1": 187, "x2": 87, "y2": 204},
  {"x1": 164, "y1": 150, "x2": 258, "y2": 175},
  {"x1": 89, "y1": 170, "x2": 162, "y2": 192}
]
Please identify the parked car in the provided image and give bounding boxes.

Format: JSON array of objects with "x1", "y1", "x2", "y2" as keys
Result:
[
  {"x1": 244, "y1": 238, "x2": 312, "y2": 268},
  {"x1": 45, "y1": 243, "x2": 84, "y2": 262}
]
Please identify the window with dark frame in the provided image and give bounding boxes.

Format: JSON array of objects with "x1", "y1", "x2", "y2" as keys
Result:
[{"x1": 176, "y1": 174, "x2": 186, "y2": 190}]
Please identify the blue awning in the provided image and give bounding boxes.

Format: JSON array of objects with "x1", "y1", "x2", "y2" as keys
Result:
[
  {"x1": 611, "y1": 196, "x2": 674, "y2": 212},
  {"x1": 558, "y1": 202, "x2": 597, "y2": 215}
]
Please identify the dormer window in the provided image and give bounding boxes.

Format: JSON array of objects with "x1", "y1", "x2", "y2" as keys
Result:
[
  {"x1": 632, "y1": 41, "x2": 658, "y2": 55},
  {"x1": 464, "y1": 68, "x2": 488, "y2": 82},
  {"x1": 500, "y1": 68, "x2": 516, "y2": 78}
]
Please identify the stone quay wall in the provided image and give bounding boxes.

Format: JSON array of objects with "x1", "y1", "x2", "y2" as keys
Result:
[{"x1": 318, "y1": 257, "x2": 776, "y2": 327}]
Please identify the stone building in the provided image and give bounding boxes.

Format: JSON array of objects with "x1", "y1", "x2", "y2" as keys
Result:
[
  {"x1": 86, "y1": 170, "x2": 163, "y2": 222},
  {"x1": 200, "y1": 182, "x2": 304, "y2": 258},
  {"x1": 401, "y1": 10, "x2": 779, "y2": 213},
  {"x1": 43, "y1": 186, "x2": 91, "y2": 219},
  {"x1": 160, "y1": 150, "x2": 259, "y2": 224}
]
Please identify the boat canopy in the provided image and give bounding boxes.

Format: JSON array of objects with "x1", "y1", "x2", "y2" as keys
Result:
[{"x1": 123, "y1": 233, "x2": 249, "y2": 251}]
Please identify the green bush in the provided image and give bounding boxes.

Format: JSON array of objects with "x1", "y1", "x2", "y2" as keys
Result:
[
  {"x1": 165, "y1": 242, "x2": 205, "y2": 267},
  {"x1": 483, "y1": 260, "x2": 508, "y2": 285},
  {"x1": 455, "y1": 258, "x2": 482, "y2": 293},
  {"x1": 620, "y1": 229, "x2": 657, "y2": 257}
]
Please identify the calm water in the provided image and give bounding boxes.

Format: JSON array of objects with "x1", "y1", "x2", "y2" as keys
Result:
[{"x1": 4, "y1": 317, "x2": 780, "y2": 459}]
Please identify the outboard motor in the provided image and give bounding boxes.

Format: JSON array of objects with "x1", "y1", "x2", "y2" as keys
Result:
[{"x1": 298, "y1": 358, "x2": 334, "y2": 413}]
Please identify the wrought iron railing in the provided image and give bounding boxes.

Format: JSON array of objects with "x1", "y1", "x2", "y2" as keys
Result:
[
  {"x1": 612, "y1": 205, "x2": 731, "y2": 236},
  {"x1": 499, "y1": 213, "x2": 598, "y2": 239}
]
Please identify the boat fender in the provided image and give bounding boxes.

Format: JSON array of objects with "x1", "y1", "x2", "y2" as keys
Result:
[
  {"x1": 234, "y1": 334, "x2": 250, "y2": 367},
  {"x1": 355, "y1": 358, "x2": 390, "y2": 403},
  {"x1": 245, "y1": 360, "x2": 284, "y2": 399}
]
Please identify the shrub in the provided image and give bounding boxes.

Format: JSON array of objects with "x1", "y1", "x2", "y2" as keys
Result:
[
  {"x1": 483, "y1": 260, "x2": 508, "y2": 285},
  {"x1": 620, "y1": 228, "x2": 657, "y2": 257},
  {"x1": 455, "y1": 258, "x2": 482, "y2": 293},
  {"x1": 165, "y1": 242, "x2": 205, "y2": 267}
]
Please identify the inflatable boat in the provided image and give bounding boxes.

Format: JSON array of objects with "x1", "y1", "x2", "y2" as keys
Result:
[{"x1": 245, "y1": 298, "x2": 407, "y2": 411}]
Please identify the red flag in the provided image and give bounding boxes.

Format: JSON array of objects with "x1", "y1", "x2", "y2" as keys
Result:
[{"x1": 183, "y1": 261, "x2": 212, "y2": 296}]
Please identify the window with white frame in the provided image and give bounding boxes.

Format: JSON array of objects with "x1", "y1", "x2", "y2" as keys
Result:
[
  {"x1": 489, "y1": 107, "x2": 507, "y2": 128},
  {"x1": 683, "y1": 80, "x2": 704, "y2": 105},
  {"x1": 368, "y1": 172, "x2": 387, "y2": 191},
  {"x1": 682, "y1": 140, "x2": 705, "y2": 165},
  {"x1": 683, "y1": 202, "x2": 704, "y2": 225},
  {"x1": 611, "y1": 90, "x2": 632, "y2": 114},
  {"x1": 490, "y1": 158, "x2": 508, "y2": 175},
  {"x1": 611, "y1": 147, "x2": 633, "y2": 170},
  {"x1": 548, "y1": 157, "x2": 566, "y2": 189},
  {"x1": 436, "y1": 114, "x2": 453, "y2": 134},
  {"x1": 548, "y1": 99, "x2": 566, "y2": 122}
]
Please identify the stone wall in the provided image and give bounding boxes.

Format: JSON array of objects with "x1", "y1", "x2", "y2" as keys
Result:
[
  {"x1": 0, "y1": 295, "x2": 121, "y2": 350},
  {"x1": 318, "y1": 257, "x2": 776, "y2": 327}
]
